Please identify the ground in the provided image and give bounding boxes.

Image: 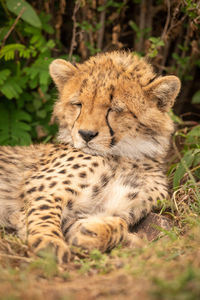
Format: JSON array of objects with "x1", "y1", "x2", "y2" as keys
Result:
[{"x1": 0, "y1": 206, "x2": 200, "y2": 300}]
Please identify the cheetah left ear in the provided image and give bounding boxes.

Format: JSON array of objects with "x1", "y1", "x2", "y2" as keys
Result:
[
  {"x1": 144, "y1": 75, "x2": 181, "y2": 112},
  {"x1": 49, "y1": 59, "x2": 77, "y2": 92}
]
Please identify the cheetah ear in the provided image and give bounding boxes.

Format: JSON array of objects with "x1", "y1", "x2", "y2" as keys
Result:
[
  {"x1": 49, "y1": 59, "x2": 77, "y2": 91},
  {"x1": 144, "y1": 75, "x2": 181, "y2": 111}
]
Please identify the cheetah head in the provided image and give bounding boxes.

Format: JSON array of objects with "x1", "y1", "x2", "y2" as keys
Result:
[{"x1": 50, "y1": 52, "x2": 181, "y2": 159}]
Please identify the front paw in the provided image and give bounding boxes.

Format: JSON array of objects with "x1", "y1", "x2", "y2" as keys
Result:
[
  {"x1": 28, "y1": 235, "x2": 71, "y2": 264},
  {"x1": 66, "y1": 216, "x2": 128, "y2": 252}
]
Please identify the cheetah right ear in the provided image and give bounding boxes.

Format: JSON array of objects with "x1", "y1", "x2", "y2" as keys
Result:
[
  {"x1": 49, "y1": 59, "x2": 77, "y2": 92},
  {"x1": 143, "y1": 75, "x2": 181, "y2": 112}
]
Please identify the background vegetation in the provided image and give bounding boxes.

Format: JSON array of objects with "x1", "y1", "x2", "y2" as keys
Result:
[{"x1": 0, "y1": 0, "x2": 199, "y2": 299}]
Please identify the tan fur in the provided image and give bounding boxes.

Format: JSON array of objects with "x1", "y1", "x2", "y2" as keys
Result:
[{"x1": 0, "y1": 52, "x2": 181, "y2": 263}]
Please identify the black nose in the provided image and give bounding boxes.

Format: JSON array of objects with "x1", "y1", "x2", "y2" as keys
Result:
[{"x1": 78, "y1": 130, "x2": 99, "y2": 142}]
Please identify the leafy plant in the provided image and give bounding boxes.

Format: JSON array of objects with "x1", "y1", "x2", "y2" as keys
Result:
[{"x1": 0, "y1": 0, "x2": 59, "y2": 146}]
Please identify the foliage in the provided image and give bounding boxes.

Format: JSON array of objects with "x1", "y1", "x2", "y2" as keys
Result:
[
  {"x1": 0, "y1": 0, "x2": 59, "y2": 145},
  {"x1": 172, "y1": 124, "x2": 200, "y2": 191}
]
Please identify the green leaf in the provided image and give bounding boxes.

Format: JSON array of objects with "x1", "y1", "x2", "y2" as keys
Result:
[
  {"x1": 186, "y1": 125, "x2": 200, "y2": 144},
  {"x1": 6, "y1": 0, "x2": 41, "y2": 28},
  {"x1": 37, "y1": 109, "x2": 47, "y2": 119},
  {"x1": 129, "y1": 21, "x2": 139, "y2": 32},
  {"x1": 173, "y1": 149, "x2": 200, "y2": 189},
  {"x1": 168, "y1": 110, "x2": 183, "y2": 124},
  {"x1": 0, "y1": 69, "x2": 11, "y2": 85},
  {"x1": 0, "y1": 44, "x2": 34, "y2": 61},
  {"x1": 39, "y1": 12, "x2": 54, "y2": 34},
  {"x1": 192, "y1": 90, "x2": 200, "y2": 104},
  {"x1": 0, "y1": 77, "x2": 23, "y2": 99},
  {"x1": 0, "y1": 26, "x2": 10, "y2": 42},
  {"x1": 0, "y1": 103, "x2": 32, "y2": 146}
]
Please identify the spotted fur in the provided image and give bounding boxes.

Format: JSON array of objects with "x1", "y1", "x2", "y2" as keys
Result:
[{"x1": 0, "y1": 52, "x2": 181, "y2": 263}]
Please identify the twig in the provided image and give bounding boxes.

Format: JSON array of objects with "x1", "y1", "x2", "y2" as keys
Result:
[
  {"x1": 161, "y1": 0, "x2": 170, "y2": 40},
  {"x1": 97, "y1": 0, "x2": 106, "y2": 50},
  {"x1": 0, "y1": 252, "x2": 32, "y2": 262},
  {"x1": 68, "y1": 1, "x2": 80, "y2": 61},
  {"x1": 136, "y1": 0, "x2": 146, "y2": 52},
  {"x1": 55, "y1": 0, "x2": 66, "y2": 41},
  {"x1": 0, "y1": 7, "x2": 25, "y2": 50}
]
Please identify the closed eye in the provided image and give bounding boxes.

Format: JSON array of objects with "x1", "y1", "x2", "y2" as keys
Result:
[
  {"x1": 110, "y1": 106, "x2": 123, "y2": 113},
  {"x1": 70, "y1": 102, "x2": 82, "y2": 107}
]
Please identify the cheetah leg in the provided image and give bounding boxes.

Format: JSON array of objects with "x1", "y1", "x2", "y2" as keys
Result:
[
  {"x1": 26, "y1": 193, "x2": 70, "y2": 263},
  {"x1": 65, "y1": 216, "x2": 128, "y2": 252}
]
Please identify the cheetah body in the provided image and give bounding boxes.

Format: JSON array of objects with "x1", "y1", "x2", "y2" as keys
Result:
[{"x1": 0, "y1": 52, "x2": 181, "y2": 262}]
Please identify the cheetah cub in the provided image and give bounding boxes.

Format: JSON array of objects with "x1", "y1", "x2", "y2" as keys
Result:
[{"x1": 0, "y1": 52, "x2": 180, "y2": 263}]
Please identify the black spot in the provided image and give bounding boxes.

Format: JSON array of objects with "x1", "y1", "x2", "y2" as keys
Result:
[
  {"x1": 60, "y1": 153, "x2": 67, "y2": 158},
  {"x1": 41, "y1": 167, "x2": 48, "y2": 172},
  {"x1": 130, "y1": 112, "x2": 137, "y2": 119},
  {"x1": 78, "y1": 154, "x2": 84, "y2": 158},
  {"x1": 39, "y1": 205, "x2": 51, "y2": 210},
  {"x1": 19, "y1": 193, "x2": 24, "y2": 199},
  {"x1": 67, "y1": 156, "x2": 74, "y2": 161},
  {"x1": 27, "y1": 208, "x2": 36, "y2": 217},
  {"x1": 84, "y1": 156, "x2": 91, "y2": 160},
  {"x1": 92, "y1": 162, "x2": 99, "y2": 167},
  {"x1": 65, "y1": 188, "x2": 78, "y2": 195},
  {"x1": 46, "y1": 176, "x2": 52, "y2": 180},
  {"x1": 148, "y1": 196, "x2": 153, "y2": 202},
  {"x1": 59, "y1": 169, "x2": 66, "y2": 174},
  {"x1": 144, "y1": 166, "x2": 153, "y2": 171},
  {"x1": 35, "y1": 196, "x2": 44, "y2": 201},
  {"x1": 38, "y1": 184, "x2": 44, "y2": 191},
  {"x1": 32, "y1": 238, "x2": 42, "y2": 248},
  {"x1": 89, "y1": 168, "x2": 94, "y2": 173},
  {"x1": 52, "y1": 230, "x2": 61, "y2": 237},
  {"x1": 63, "y1": 180, "x2": 71, "y2": 185},
  {"x1": 53, "y1": 162, "x2": 61, "y2": 167},
  {"x1": 79, "y1": 184, "x2": 89, "y2": 189},
  {"x1": 55, "y1": 197, "x2": 62, "y2": 202},
  {"x1": 132, "y1": 164, "x2": 138, "y2": 168},
  {"x1": 72, "y1": 164, "x2": 80, "y2": 169},
  {"x1": 67, "y1": 199, "x2": 73, "y2": 210},
  {"x1": 41, "y1": 215, "x2": 51, "y2": 220},
  {"x1": 45, "y1": 199, "x2": 53, "y2": 203},
  {"x1": 56, "y1": 205, "x2": 61, "y2": 210},
  {"x1": 79, "y1": 172, "x2": 87, "y2": 178},
  {"x1": 47, "y1": 169, "x2": 54, "y2": 173},
  {"x1": 27, "y1": 187, "x2": 37, "y2": 194},
  {"x1": 51, "y1": 157, "x2": 57, "y2": 163},
  {"x1": 49, "y1": 181, "x2": 57, "y2": 188},
  {"x1": 37, "y1": 175, "x2": 44, "y2": 179}
]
